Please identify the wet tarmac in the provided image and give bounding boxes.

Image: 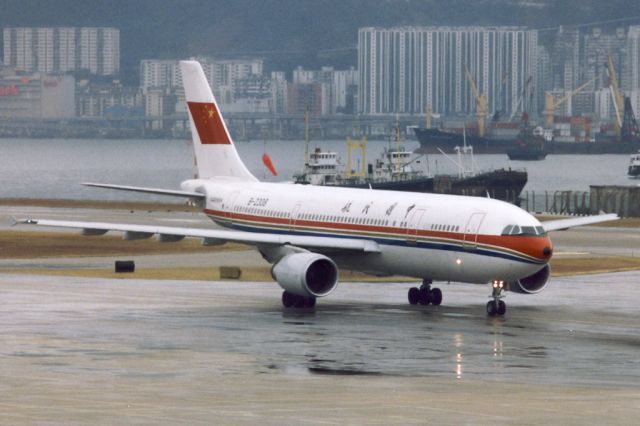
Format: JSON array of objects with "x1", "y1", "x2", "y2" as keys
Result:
[
  {"x1": 2, "y1": 206, "x2": 640, "y2": 422},
  {"x1": 0, "y1": 271, "x2": 639, "y2": 423}
]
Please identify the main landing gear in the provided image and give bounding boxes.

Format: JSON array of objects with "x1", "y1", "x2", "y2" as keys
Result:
[
  {"x1": 408, "y1": 279, "x2": 442, "y2": 306},
  {"x1": 282, "y1": 291, "x2": 316, "y2": 308},
  {"x1": 486, "y1": 280, "x2": 507, "y2": 316}
]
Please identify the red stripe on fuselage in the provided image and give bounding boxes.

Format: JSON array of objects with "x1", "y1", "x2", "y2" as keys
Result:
[{"x1": 205, "y1": 208, "x2": 552, "y2": 262}]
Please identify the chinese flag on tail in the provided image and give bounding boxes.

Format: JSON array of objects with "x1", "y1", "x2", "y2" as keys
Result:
[{"x1": 187, "y1": 101, "x2": 232, "y2": 145}]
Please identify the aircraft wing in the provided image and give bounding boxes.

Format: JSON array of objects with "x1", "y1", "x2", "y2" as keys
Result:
[
  {"x1": 16, "y1": 219, "x2": 381, "y2": 253},
  {"x1": 541, "y1": 213, "x2": 619, "y2": 232},
  {"x1": 82, "y1": 182, "x2": 205, "y2": 199}
]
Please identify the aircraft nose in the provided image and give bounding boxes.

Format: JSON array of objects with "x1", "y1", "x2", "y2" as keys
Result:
[{"x1": 541, "y1": 237, "x2": 553, "y2": 260}]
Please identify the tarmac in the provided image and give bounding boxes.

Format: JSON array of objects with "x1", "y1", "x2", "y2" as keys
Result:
[{"x1": 1, "y1": 206, "x2": 639, "y2": 424}]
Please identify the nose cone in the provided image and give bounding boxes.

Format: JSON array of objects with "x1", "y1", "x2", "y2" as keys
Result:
[{"x1": 541, "y1": 237, "x2": 553, "y2": 260}]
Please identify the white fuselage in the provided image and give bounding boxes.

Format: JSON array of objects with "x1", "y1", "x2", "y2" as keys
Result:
[{"x1": 183, "y1": 179, "x2": 553, "y2": 285}]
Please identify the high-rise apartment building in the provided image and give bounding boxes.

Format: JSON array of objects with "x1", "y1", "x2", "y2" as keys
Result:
[
  {"x1": 582, "y1": 27, "x2": 628, "y2": 91},
  {"x1": 628, "y1": 27, "x2": 640, "y2": 88},
  {"x1": 358, "y1": 26, "x2": 538, "y2": 116},
  {"x1": 3, "y1": 27, "x2": 120, "y2": 75},
  {"x1": 140, "y1": 58, "x2": 262, "y2": 100}
]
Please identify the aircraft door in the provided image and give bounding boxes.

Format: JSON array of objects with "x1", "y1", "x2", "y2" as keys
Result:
[
  {"x1": 463, "y1": 212, "x2": 486, "y2": 249},
  {"x1": 406, "y1": 208, "x2": 427, "y2": 244},
  {"x1": 289, "y1": 204, "x2": 301, "y2": 231}
]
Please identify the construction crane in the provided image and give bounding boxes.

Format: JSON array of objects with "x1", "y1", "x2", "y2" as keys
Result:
[
  {"x1": 543, "y1": 76, "x2": 597, "y2": 128},
  {"x1": 606, "y1": 54, "x2": 625, "y2": 136},
  {"x1": 464, "y1": 64, "x2": 487, "y2": 138}
]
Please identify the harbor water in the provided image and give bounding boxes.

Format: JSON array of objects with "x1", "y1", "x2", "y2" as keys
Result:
[{"x1": 0, "y1": 138, "x2": 636, "y2": 201}]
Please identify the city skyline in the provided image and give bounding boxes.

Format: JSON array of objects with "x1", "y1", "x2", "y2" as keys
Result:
[{"x1": 1, "y1": 17, "x2": 640, "y2": 140}]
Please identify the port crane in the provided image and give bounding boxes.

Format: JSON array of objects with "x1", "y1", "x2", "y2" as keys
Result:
[
  {"x1": 606, "y1": 54, "x2": 625, "y2": 137},
  {"x1": 543, "y1": 77, "x2": 597, "y2": 128},
  {"x1": 464, "y1": 64, "x2": 487, "y2": 138}
]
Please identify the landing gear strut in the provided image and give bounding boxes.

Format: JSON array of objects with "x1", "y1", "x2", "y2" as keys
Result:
[
  {"x1": 486, "y1": 280, "x2": 506, "y2": 316},
  {"x1": 408, "y1": 279, "x2": 442, "y2": 306},
  {"x1": 282, "y1": 291, "x2": 316, "y2": 308}
]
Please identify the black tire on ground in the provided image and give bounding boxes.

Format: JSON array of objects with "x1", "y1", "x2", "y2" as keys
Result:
[
  {"x1": 486, "y1": 301, "x2": 497, "y2": 316},
  {"x1": 306, "y1": 297, "x2": 316, "y2": 308},
  {"x1": 408, "y1": 287, "x2": 420, "y2": 305},
  {"x1": 418, "y1": 287, "x2": 431, "y2": 305},
  {"x1": 293, "y1": 295, "x2": 308, "y2": 308},
  {"x1": 282, "y1": 291, "x2": 295, "y2": 308},
  {"x1": 430, "y1": 288, "x2": 443, "y2": 306},
  {"x1": 498, "y1": 300, "x2": 506, "y2": 316}
]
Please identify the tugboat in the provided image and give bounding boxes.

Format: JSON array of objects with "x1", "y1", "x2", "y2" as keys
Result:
[
  {"x1": 294, "y1": 125, "x2": 527, "y2": 204},
  {"x1": 506, "y1": 113, "x2": 547, "y2": 161},
  {"x1": 629, "y1": 151, "x2": 640, "y2": 178}
]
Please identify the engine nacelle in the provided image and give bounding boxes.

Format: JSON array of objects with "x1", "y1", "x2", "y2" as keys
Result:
[
  {"x1": 271, "y1": 253, "x2": 339, "y2": 298},
  {"x1": 508, "y1": 264, "x2": 550, "y2": 294}
]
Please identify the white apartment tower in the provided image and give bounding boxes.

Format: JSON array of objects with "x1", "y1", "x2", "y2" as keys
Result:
[
  {"x1": 3, "y1": 27, "x2": 120, "y2": 75},
  {"x1": 358, "y1": 26, "x2": 539, "y2": 116}
]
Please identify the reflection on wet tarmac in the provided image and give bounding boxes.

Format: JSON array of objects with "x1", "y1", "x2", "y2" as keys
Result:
[{"x1": 2, "y1": 273, "x2": 640, "y2": 389}]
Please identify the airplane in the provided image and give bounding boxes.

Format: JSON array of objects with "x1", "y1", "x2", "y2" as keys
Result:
[{"x1": 17, "y1": 60, "x2": 619, "y2": 316}]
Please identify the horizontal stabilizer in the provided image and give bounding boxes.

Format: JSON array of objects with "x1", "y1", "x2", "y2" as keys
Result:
[{"x1": 82, "y1": 182, "x2": 205, "y2": 198}]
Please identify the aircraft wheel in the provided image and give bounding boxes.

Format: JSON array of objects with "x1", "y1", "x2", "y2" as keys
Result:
[
  {"x1": 497, "y1": 300, "x2": 506, "y2": 316},
  {"x1": 408, "y1": 287, "x2": 420, "y2": 305},
  {"x1": 293, "y1": 295, "x2": 308, "y2": 308},
  {"x1": 418, "y1": 287, "x2": 431, "y2": 305},
  {"x1": 486, "y1": 301, "x2": 497, "y2": 316},
  {"x1": 282, "y1": 291, "x2": 295, "y2": 308},
  {"x1": 306, "y1": 297, "x2": 317, "y2": 308},
  {"x1": 430, "y1": 288, "x2": 443, "y2": 306}
]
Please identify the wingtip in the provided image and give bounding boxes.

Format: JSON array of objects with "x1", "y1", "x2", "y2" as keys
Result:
[{"x1": 8, "y1": 217, "x2": 37, "y2": 227}]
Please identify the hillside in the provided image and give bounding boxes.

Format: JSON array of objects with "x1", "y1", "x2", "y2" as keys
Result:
[{"x1": 1, "y1": 0, "x2": 638, "y2": 83}]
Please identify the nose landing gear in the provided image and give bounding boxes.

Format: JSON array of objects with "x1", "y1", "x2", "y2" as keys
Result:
[
  {"x1": 408, "y1": 279, "x2": 443, "y2": 306},
  {"x1": 487, "y1": 280, "x2": 506, "y2": 316}
]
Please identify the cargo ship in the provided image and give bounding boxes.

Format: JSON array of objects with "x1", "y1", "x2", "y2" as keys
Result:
[
  {"x1": 415, "y1": 103, "x2": 640, "y2": 155},
  {"x1": 413, "y1": 124, "x2": 517, "y2": 154}
]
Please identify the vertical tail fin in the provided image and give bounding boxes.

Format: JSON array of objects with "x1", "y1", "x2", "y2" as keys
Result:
[{"x1": 180, "y1": 60, "x2": 257, "y2": 181}]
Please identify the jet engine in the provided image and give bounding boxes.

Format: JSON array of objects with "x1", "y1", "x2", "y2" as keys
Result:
[
  {"x1": 271, "y1": 253, "x2": 339, "y2": 298},
  {"x1": 508, "y1": 264, "x2": 550, "y2": 294}
]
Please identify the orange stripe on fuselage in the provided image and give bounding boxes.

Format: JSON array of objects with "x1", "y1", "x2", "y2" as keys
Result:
[{"x1": 205, "y1": 208, "x2": 552, "y2": 262}]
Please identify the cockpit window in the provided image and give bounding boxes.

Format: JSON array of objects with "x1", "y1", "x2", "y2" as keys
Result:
[
  {"x1": 520, "y1": 226, "x2": 537, "y2": 236},
  {"x1": 502, "y1": 224, "x2": 547, "y2": 236}
]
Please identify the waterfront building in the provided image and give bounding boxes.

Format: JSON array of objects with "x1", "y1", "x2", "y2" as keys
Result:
[
  {"x1": 3, "y1": 27, "x2": 119, "y2": 76},
  {"x1": 357, "y1": 26, "x2": 539, "y2": 116},
  {"x1": 270, "y1": 72, "x2": 288, "y2": 114},
  {"x1": 0, "y1": 69, "x2": 75, "y2": 118},
  {"x1": 292, "y1": 66, "x2": 358, "y2": 114},
  {"x1": 76, "y1": 80, "x2": 142, "y2": 118}
]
